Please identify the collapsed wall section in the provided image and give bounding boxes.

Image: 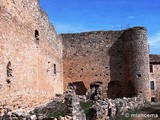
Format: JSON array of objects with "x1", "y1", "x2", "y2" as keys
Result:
[{"x1": 0, "y1": 0, "x2": 63, "y2": 113}]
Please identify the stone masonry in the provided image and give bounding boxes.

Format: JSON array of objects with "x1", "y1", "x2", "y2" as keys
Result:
[
  {"x1": 0, "y1": 0, "x2": 63, "y2": 114},
  {"x1": 87, "y1": 96, "x2": 144, "y2": 120},
  {"x1": 149, "y1": 54, "x2": 160, "y2": 102},
  {"x1": 61, "y1": 27, "x2": 150, "y2": 101},
  {"x1": 64, "y1": 90, "x2": 86, "y2": 120},
  {"x1": 0, "y1": 0, "x2": 160, "y2": 116}
]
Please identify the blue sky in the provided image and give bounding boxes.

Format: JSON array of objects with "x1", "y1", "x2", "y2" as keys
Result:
[{"x1": 40, "y1": 0, "x2": 160, "y2": 54}]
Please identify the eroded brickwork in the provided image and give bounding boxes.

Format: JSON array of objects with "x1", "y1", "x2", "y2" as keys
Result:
[
  {"x1": 0, "y1": 0, "x2": 159, "y2": 116},
  {"x1": 62, "y1": 31, "x2": 124, "y2": 98},
  {"x1": 61, "y1": 27, "x2": 150, "y2": 101},
  {"x1": 0, "y1": 0, "x2": 63, "y2": 113},
  {"x1": 122, "y1": 28, "x2": 150, "y2": 101}
]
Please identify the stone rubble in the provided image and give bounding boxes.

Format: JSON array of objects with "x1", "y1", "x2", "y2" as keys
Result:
[
  {"x1": 86, "y1": 82, "x2": 103, "y2": 101},
  {"x1": 64, "y1": 90, "x2": 86, "y2": 120},
  {"x1": 0, "y1": 94, "x2": 144, "y2": 120},
  {"x1": 0, "y1": 108, "x2": 46, "y2": 120},
  {"x1": 87, "y1": 100, "x2": 109, "y2": 120},
  {"x1": 87, "y1": 96, "x2": 144, "y2": 120}
]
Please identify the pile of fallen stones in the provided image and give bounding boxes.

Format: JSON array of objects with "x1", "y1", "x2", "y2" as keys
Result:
[
  {"x1": 0, "y1": 108, "x2": 74, "y2": 120},
  {"x1": 87, "y1": 100, "x2": 109, "y2": 120},
  {"x1": 0, "y1": 108, "x2": 46, "y2": 120},
  {"x1": 87, "y1": 96, "x2": 144, "y2": 120},
  {"x1": 64, "y1": 89, "x2": 86, "y2": 120},
  {"x1": 0, "y1": 90, "x2": 144, "y2": 120},
  {"x1": 86, "y1": 82, "x2": 103, "y2": 101},
  {"x1": 111, "y1": 96, "x2": 144, "y2": 116}
]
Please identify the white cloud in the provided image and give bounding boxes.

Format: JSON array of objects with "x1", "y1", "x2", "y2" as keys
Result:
[
  {"x1": 149, "y1": 31, "x2": 160, "y2": 48},
  {"x1": 128, "y1": 16, "x2": 135, "y2": 19},
  {"x1": 54, "y1": 23, "x2": 91, "y2": 34}
]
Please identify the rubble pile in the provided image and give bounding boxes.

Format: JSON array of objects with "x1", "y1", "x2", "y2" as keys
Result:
[{"x1": 87, "y1": 96, "x2": 144, "y2": 120}]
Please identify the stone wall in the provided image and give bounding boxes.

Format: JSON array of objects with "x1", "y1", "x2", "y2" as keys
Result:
[
  {"x1": 122, "y1": 27, "x2": 150, "y2": 101},
  {"x1": 0, "y1": 0, "x2": 63, "y2": 114},
  {"x1": 149, "y1": 54, "x2": 160, "y2": 101},
  {"x1": 62, "y1": 31, "x2": 124, "y2": 98},
  {"x1": 0, "y1": 0, "x2": 154, "y2": 115},
  {"x1": 150, "y1": 54, "x2": 160, "y2": 63},
  {"x1": 61, "y1": 27, "x2": 150, "y2": 101}
]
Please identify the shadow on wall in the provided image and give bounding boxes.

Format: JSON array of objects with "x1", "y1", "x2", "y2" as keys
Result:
[
  {"x1": 108, "y1": 33, "x2": 136, "y2": 99},
  {"x1": 107, "y1": 81, "x2": 122, "y2": 99}
]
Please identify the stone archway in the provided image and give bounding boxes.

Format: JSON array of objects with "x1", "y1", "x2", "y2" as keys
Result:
[{"x1": 68, "y1": 81, "x2": 87, "y2": 95}]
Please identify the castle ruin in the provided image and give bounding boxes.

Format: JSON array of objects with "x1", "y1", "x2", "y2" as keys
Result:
[
  {"x1": 0, "y1": 0, "x2": 160, "y2": 115},
  {"x1": 0, "y1": 0, "x2": 63, "y2": 113}
]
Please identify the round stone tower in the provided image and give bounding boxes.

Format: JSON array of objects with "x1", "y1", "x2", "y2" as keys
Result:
[{"x1": 123, "y1": 27, "x2": 150, "y2": 101}]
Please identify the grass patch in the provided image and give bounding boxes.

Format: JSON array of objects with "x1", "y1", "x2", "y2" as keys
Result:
[
  {"x1": 33, "y1": 108, "x2": 40, "y2": 113},
  {"x1": 48, "y1": 111, "x2": 65, "y2": 118},
  {"x1": 80, "y1": 101, "x2": 94, "y2": 115}
]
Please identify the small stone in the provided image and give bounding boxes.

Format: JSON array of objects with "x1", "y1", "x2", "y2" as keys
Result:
[{"x1": 30, "y1": 115, "x2": 37, "y2": 120}]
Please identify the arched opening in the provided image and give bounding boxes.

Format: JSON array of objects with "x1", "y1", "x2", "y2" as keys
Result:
[{"x1": 68, "y1": 81, "x2": 87, "y2": 95}]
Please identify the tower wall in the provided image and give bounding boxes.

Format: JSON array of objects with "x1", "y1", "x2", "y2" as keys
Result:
[{"x1": 122, "y1": 27, "x2": 150, "y2": 101}]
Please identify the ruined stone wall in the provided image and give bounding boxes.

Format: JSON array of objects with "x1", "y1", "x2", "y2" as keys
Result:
[
  {"x1": 61, "y1": 31, "x2": 124, "y2": 98},
  {"x1": 0, "y1": 0, "x2": 63, "y2": 113},
  {"x1": 149, "y1": 54, "x2": 160, "y2": 101},
  {"x1": 62, "y1": 27, "x2": 150, "y2": 101}
]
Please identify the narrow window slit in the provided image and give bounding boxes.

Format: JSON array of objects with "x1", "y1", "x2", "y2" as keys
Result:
[
  {"x1": 35, "y1": 30, "x2": 39, "y2": 47},
  {"x1": 6, "y1": 61, "x2": 13, "y2": 84},
  {"x1": 54, "y1": 64, "x2": 56, "y2": 74}
]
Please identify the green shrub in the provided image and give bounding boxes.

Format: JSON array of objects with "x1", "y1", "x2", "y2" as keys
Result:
[
  {"x1": 33, "y1": 108, "x2": 40, "y2": 113},
  {"x1": 52, "y1": 111, "x2": 65, "y2": 118},
  {"x1": 47, "y1": 101, "x2": 66, "y2": 118},
  {"x1": 80, "y1": 101, "x2": 94, "y2": 115}
]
